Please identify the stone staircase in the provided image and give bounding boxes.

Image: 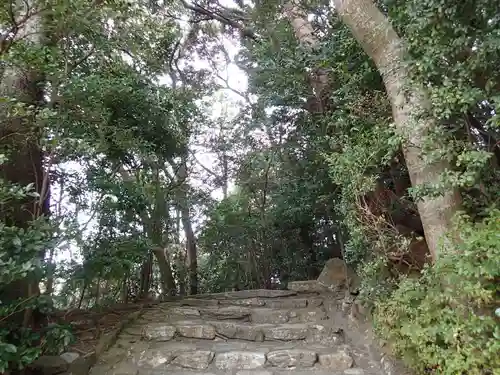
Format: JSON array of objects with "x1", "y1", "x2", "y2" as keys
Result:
[{"x1": 89, "y1": 281, "x2": 406, "y2": 375}]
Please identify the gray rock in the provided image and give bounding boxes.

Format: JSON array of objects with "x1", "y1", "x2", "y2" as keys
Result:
[
  {"x1": 223, "y1": 289, "x2": 296, "y2": 299},
  {"x1": 142, "y1": 323, "x2": 176, "y2": 341},
  {"x1": 31, "y1": 356, "x2": 69, "y2": 375},
  {"x1": 212, "y1": 321, "x2": 265, "y2": 341},
  {"x1": 262, "y1": 324, "x2": 309, "y2": 340},
  {"x1": 215, "y1": 351, "x2": 266, "y2": 370},
  {"x1": 267, "y1": 349, "x2": 317, "y2": 368},
  {"x1": 344, "y1": 368, "x2": 365, "y2": 375},
  {"x1": 136, "y1": 349, "x2": 174, "y2": 369},
  {"x1": 60, "y1": 352, "x2": 80, "y2": 364},
  {"x1": 181, "y1": 298, "x2": 219, "y2": 307},
  {"x1": 306, "y1": 324, "x2": 344, "y2": 346},
  {"x1": 220, "y1": 297, "x2": 266, "y2": 307},
  {"x1": 251, "y1": 309, "x2": 289, "y2": 324},
  {"x1": 307, "y1": 296, "x2": 324, "y2": 307},
  {"x1": 169, "y1": 307, "x2": 201, "y2": 316},
  {"x1": 287, "y1": 280, "x2": 327, "y2": 293},
  {"x1": 203, "y1": 306, "x2": 252, "y2": 320},
  {"x1": 318, "y1": 349, "x2": 353, "y2": 370},
  {"x1": 288, "y1": 308, "x2": 327, "y2": 323},
  {"x1": 236, "y1": 370, "x2": 273, "y2": 375},
  {"x1": 176, "y1": 322, "x2": 216, "y2": 339},
  {"x1": 317, "y1": 258, "x2": 360, "y2": 292},
  {"x1": 171, "y1": 350, "x2": 214, "y2": 369},
  {"x1": 264, "y1": 298, "x2": 307, "y2": 309},
  {"x1": 109, "y1": 362, "x2": 139, "y2": 375}
]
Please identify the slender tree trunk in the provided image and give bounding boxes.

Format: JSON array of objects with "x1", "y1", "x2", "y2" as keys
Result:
[
  {"x1": 121, "y1": 276, "x2": 128, "y2": 303},
  {"x1": 139, "y1": 252, "x2": 153, "y2": 298},
  {"x1": 332, "y1": 0, "x2": 462, "y2": 260},
  {"x1": 77, "y1": 282, "x2": 87, "y2": 309},
  {"x1": 152, "y1": 247, "x2": 177, "y2": 296},
  {"x1": 175, "y1": 152, "x2": 198, "y2": 295},
  {"x1": 284, "y1": 0, "x2": 332, "y2": 112}
]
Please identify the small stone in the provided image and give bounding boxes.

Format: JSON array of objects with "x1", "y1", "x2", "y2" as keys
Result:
[
  {"x1": 212, "y1": 321, "x2": 265, "y2": 341},
  {"x1": 251, "y1": 309, "x2": 289, "y2": 324},
  {"x1": 344, "y1": 368, "x2": 365, "y2": 375},
  {"x1": 263, "y1": 324, "x2": 309, "y2": 340},
  {"x1": 318, "y1": 349, "x2": 353, "y2": 370},
  {"x1": 142, "y1": 324, "x2": 176, "y2": 341},
  {"x1": 60, "y1": 352, "x2": 80, "y2": 364},
  {"x1": 267, "y1": 349, "x2": 317, "y2": 368},
  {"x1": 176, "y1": 322, "x2": 216, "y2": 339},
  {"x1": 215, "y1": 351, "x2": 266, "y2": 370},
  {"x1": 171, "y1": 350, "x2": 214, "y2": 369}
]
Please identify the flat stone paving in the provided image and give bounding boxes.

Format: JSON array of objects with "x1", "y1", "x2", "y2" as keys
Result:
[{"x1": 89, "y1": 288, "x2": 386, "y2": 375}]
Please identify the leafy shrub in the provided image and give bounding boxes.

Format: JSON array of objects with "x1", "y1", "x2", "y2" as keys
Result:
[
  {"x1": 373, "y1": 210, "x2": 500, "y2": 375},
  {"x1": 0, "y1": 156, "x2": 72, "y2": 373}
]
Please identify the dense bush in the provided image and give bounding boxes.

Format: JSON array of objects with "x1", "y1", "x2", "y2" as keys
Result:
[
  {"x1": 373, "y1": 210, "x2": 500, "y2": 375},
  {"x1": 0, "y1": 156, "x2": 71, "y2": 373}
]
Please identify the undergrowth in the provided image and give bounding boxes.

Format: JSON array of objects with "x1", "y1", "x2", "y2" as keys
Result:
[{"x1": 371, "y1": 209, "x2": 500, "y2": 375}]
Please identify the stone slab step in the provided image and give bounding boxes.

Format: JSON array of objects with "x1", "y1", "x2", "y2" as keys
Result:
[
  {"x1": 173, "y1": 289, "x2": 298, "y2": 301},
  {"x1": 135, "y1": 346, "x2": 355, "y2": 371},
  {"x1": 142, "y1": 321, "x2": 344, "y2": 344},
  {"x1": 287, "y1": 281, "x2": 329, "y2": 293},
  {"x1": 250, "y1": 308, "x2": 328, "y2": 324},
  {"x1": 199, "y1": 296, "x2": 323, "y2": 310}
]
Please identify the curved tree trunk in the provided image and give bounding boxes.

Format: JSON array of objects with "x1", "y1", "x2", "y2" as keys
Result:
[{"x1": 332, "y1": 0, "x2": 462, "y2": 260}]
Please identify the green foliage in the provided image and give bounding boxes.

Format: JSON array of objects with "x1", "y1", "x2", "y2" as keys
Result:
[
  {"x1": 373, "y1": 210, "x2": 500, "y2": 375},
  {"x1": 0, "y1": 157, "x2": 71, "y2": 372}
]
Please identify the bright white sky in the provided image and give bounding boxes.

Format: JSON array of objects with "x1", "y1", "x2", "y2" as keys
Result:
[{"x1": 53, "y1": 3, "x2": 248, "y2": 265}]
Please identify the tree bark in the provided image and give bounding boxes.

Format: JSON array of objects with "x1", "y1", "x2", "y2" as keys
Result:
[
  {"x1": 0, "y1": 0, "x2": 47, "y2": 325},
  {"x1": 152, "y1": 247, "x2": 177, "y2": 296},
  {"x1": 176, "y1": 155, "x2": 198, "y2": 295},
  {"x1": 284, "y1": 0, "x2": 332, "y2": 112},
  {"x1": 332, "y1": 0, "x2": 462, "y2": 260},
  {"x1": 139, "y1": 251, "x2": 153, "y2": 299}
]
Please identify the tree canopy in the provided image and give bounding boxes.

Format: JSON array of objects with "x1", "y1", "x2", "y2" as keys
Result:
[{"x1": 1, "y1": 0, "x2": 499, "y2": 374}]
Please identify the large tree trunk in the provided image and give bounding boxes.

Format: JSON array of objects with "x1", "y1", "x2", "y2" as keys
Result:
[
  {"x1": 0, "y1": 0, "x2": 47, "y2": 326},
  {"x1": 332, "y1": 0, "x2": 462, "y2": 260}
]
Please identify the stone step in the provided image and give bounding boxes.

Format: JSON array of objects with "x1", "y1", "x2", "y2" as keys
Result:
[
  {"x1": 134, "y1": 342, "x2": 356, "y2": 371},
  {"x1": 142, "y1": 321, "x2": 344, "y2": 344},
  {"x1": 287, "y1": 281, "x2": 329, "y2": 293},
  {"x1": 250, "y1": 308, "x2": 328, "y2": 324},
  {"x1": 197, "y1": 296, "x2": 322, "y2": 311}
]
